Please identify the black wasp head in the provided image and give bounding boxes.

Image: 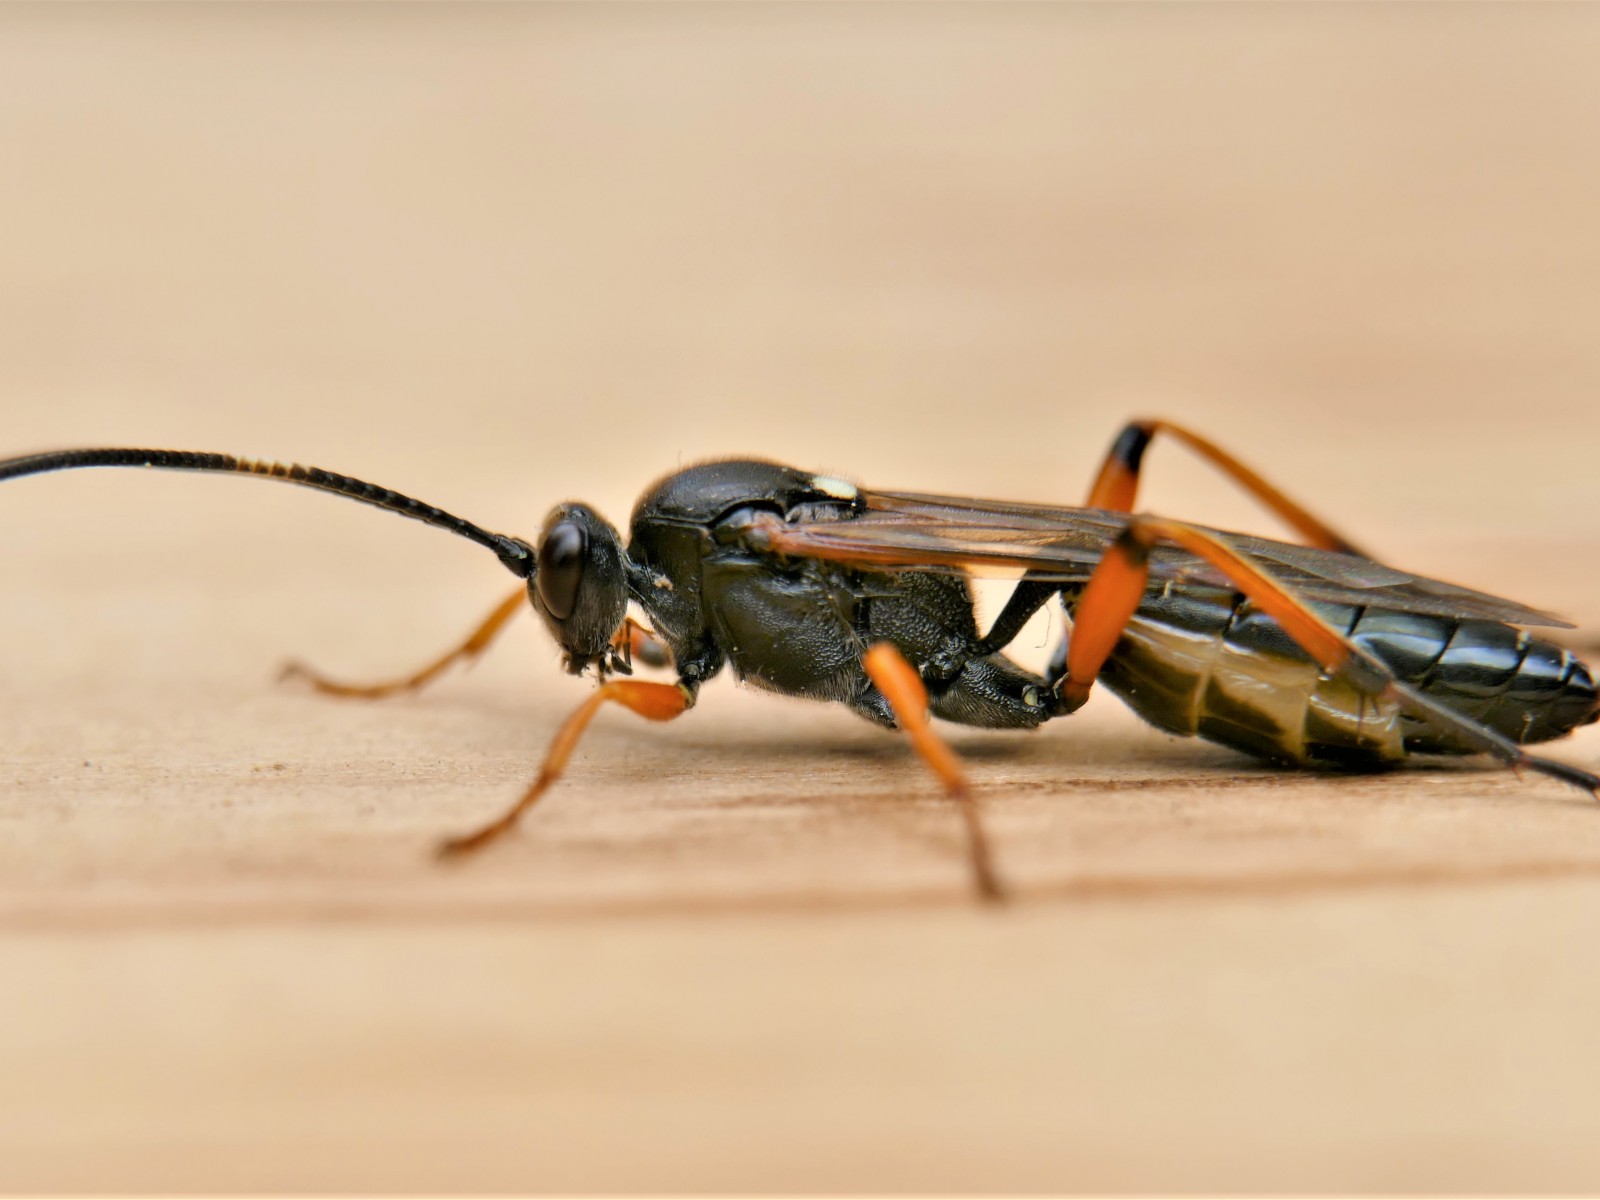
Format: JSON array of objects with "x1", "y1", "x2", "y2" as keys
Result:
[{"x1": 530, "y1": 503, "x2": 629, "y2": 674}]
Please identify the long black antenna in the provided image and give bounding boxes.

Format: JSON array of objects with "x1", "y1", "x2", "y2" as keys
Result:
[{"x1": 0, "y1": 448, "x2": 535, "y2": 578}]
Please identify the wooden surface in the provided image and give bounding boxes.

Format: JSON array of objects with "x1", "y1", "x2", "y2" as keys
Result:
[{"x1": 5, "y1": 6, "x2": 1600, "y2": 1193}]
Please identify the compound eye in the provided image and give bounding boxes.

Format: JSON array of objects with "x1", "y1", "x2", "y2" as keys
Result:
[{"x1": 536, "y1": 521, "x2": 587, "y2": 620}]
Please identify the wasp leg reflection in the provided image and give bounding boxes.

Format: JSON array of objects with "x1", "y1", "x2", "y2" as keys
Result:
[
  {"x1": 437, "y1": 678, "x2": 694, "y2": 858},
  {"x1": 862, "y1": 642, "x2": 1005, "y2": 904},
  {"x1": 280, "y1": 587, "x2": 527, "y2": 700}
]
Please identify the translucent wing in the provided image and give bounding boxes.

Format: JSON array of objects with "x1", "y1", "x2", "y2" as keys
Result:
[{"x1": 750, "y1": 488, "x2": 1572, "y2": 628}]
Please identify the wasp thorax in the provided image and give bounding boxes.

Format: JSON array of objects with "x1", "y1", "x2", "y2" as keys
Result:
[{"x1": 530, "y1": 503, "x2": 629, "y2": 673}]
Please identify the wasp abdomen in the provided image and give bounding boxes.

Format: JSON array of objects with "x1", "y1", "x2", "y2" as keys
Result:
[
  {"x1": 1094, "y1": 588, "x2": 1600, "y2": 770},
  {"x1": 1369, "y1": 611, "x2": 1600, "y2": 752}
]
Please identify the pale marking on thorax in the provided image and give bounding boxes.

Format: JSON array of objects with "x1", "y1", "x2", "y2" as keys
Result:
[{"x1": 811, "y1": 475, "x2": 859, "y2": 500}]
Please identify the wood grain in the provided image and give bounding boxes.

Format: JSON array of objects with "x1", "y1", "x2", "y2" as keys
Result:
[{"x1": 4, "y1": 6, "x2": 1600, "y2": 1192}]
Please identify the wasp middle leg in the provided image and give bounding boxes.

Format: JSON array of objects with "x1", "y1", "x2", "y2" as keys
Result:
[
  {"x1": 862, "y1": 642, "x2": 1005, "y2": 903},
  {"x1": 437, "y1": 676, "x2": 696, "y2": 857}
]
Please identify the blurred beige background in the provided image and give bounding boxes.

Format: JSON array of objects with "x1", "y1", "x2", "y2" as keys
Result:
[{"x1": 4, "y1": 3, "x2": 1600, "y2": 1193}]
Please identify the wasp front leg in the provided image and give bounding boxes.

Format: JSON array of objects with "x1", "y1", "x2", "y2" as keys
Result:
[
  {"x1": 438, "y1": 676, "x2": 698, "y2": 857},
  {"x1": 281, "y1": 587, "x2": 528, "y2": 700},
  {"x1": 606, "y1": 616, "x2": 672, "y2": 675}
]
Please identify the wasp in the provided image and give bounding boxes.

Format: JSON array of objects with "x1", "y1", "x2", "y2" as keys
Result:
[{"x1": 4, "y1": 420, "x2": 1597, "y2": 901}]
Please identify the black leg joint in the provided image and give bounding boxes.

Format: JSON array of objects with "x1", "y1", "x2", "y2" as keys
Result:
[
  {"x1": 1114, "y1": 522, "x2": 1154, "y2": 566},
  {"x1": 976, "y1": 578, "x2": 1061, "y2": 656},
  {"x1": 1109, "y1": 422, "x2": 1155, "y2": 474}
]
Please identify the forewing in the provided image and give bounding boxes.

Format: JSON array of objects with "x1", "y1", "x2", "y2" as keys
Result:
[{"x1": 753, "y1": 488, "x2": 1572, "y2": 628}]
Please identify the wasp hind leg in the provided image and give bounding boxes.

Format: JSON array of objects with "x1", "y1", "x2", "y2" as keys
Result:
[
  {"x1": 1088, "y1": 418, "x2": 1369, "y2": 556},
  {"x1": 1059, "y1": 514, "x2": 1600, "y2": 797},
  {"x1": 280, "y1": 587, "x2": 528, "y2": 700},
  {"x1": 978, "y1": 416, "x2": 1363, "y2": 671}
]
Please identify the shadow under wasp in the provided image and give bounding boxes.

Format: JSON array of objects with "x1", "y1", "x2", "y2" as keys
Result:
[{"x1": 4, "y1": 419, "x2": 1597, "y2": 901}]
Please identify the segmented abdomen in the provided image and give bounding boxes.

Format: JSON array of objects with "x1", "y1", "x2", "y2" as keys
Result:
[{"x1": 1091, "y1": 587, "x2": 1600, "y2": 769}]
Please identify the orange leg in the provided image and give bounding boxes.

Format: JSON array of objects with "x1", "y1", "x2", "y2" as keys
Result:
[
  {"x1": 1057, "y1": 515, "x2": 1600, "y2": 795},
  {"x1": 281, "y1": 587, "x2": 527, "y2": 700},
  {"x1": 437, "y1": 678, "x2": 693, "y2": 857},
  {"x1": 612, "y1": 616, "x2": 672, "y2": 672},
  {"x1": 1086, "y1": 418, "x2": 1368, "y2": 556},
  {"x1": 863, "y1": 643, "x2": 1005, "y2": 903}
]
